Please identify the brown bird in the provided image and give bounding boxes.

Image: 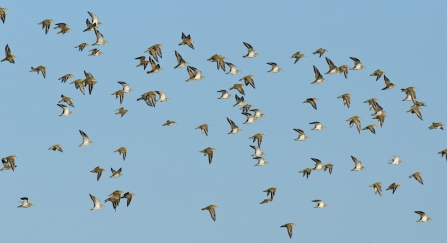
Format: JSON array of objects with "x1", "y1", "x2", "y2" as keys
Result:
[{"x1": 200, "y1": 147, "x2": 216, "y2": 164}]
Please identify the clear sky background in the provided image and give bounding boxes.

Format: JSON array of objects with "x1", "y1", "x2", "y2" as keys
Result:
[{"x1": 1, "y1": 0, "x2": 446, "y2": 242}]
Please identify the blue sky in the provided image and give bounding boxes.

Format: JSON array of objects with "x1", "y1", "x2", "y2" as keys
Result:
[{"x1": 1, "y1": 0, "x2": 446, "y2": 242}]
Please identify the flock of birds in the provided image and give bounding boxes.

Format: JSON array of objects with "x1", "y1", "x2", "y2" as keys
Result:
[{"x1": 0, "y1": 7, "x2": 444, "y2": 239}]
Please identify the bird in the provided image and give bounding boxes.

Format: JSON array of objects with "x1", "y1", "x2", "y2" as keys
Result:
[
  {"x1": 88, "y1": 48, "x2": 102, "y2": 56},
  {"x1": 311, "y1": 65, "x2": 326, "y2": 84},
  {"x1": 386, "y1": 183, "x2": 401, "y2": 194},
  {"x1": 137, "y1": 91, "x2": 157, "y2": 107},
  {"x1": 362, "y1": 124, "x2": 376, "y2": 134},
  {"x1": 104, "y1": 195, "x2": 121, "y2": 212},
  {"x1": 242, "y1": 42, "x2": 258, "y2": 58},
  {"x1": 110, "y1": 168, "x2": 123, "y2": 178},
  {"x1": 1, "y1": 158, "x2": 16, "y2": 171},
  {"x1": 115, "y1": 107, "x2": 128, "y2": 117},
  {"x1": 349, "y1": 57, "x2": 366, "y2": 70},
  {"x1": 239, "y1": 75, "x2": 255, "y2": 89},
  {"x1": 409, "y1": 172, "x2": 424, "y2": 185},
  {"x1": 146, "y1": 57, "x2": 163, "y2": 74},
  {"x1": 372, "y1": 112, "x2": 386, "y2": 128},
  {"x1": 75, "y1": 43, "x2": 89, "y2": 52},
  {"x1": 254, "y1": 157, "x2": 268, "y2": 166},
  {"x1": 311, "y1": 158, "x2": 324, "y2": 170},
  {"x1": 229, "y1": 84, "x2": 245, "y2": 95},
  {"x1": 407, "y1": 107, "x2": 423, "y2": 121},
  {"x1": 312, "y1": 48, "x2": 327, "y2": 58},
  {"x1": 263, "y1": 187, "x2": 278, "y2": 200},
  {"x1": 117, "y1": 81, "x2": 133, "y2": 93},
  {"x1": 3, "y1": 155, "x2": 16, "y2": 172},
  {"x1": 114, "y1": 147, "x2": 128, "y2": 161},
  {"x1": 312, "y1": 200, "x2": 327, "y2": 208},
  {"x1": 299, "y1": 168, "x2": 314, "y2": 179},
  {"x1": 325, "y1": 57, "x2": 339, "y2": 74},
  {"x1": 291, "y1": 51, "x2": 305, "y2": 64},
  {"x1": 309, "y1": 121, "x2": 325, "y2": 130},
  {"x1": 111, "y1": 90, "x2": 125, "y2": 104},
  {"x1": 227, "y1": 117, "x2": 241, "y2": 134},
  {"x1": 2, "y1": 44, "x2": 15, "y2": 63},
  {"x1": 92, "y1": 29, "x2": 108, "y2": 45},
  {"x1": 233, "y1": 94, "x2": 246, "y2": 107},
  {"x1": 185, "y1": 66, "x2": 204, "y2": 81},
  {"x1": 429, "y1": 122, "x2": 444, "y2": 130},
  {"x1": 351, "y1": 155, "x2": 365, "y2": 171},
  {"x1": 259, "y1": 198, "x2": 273, "y2": 204},
  {"x1": 249, "y1": 133, "x2": 265, "y2": 148},
  {"x1": 162, "y1": 120, "x2": 177, "y2": 126},
  {"x1": 59, "y1": 94, "x2": 74, "y2": 107},
  {"x1": 202, "y1": 205, "x2": 218, "y2": 221},
  {"x1": 53, "y1": 23, "x2": 71, "y2": 34},
  {"x1": 382, "y1": 75, "x2": 396, "y2": 90},
  {"x1": 438, "y1": 149, "x2": 447, "y2": 160},
  {"x1": 250, "y1": 145, "x2": 265, "y2": 157},
  {"x1": 17, "y1": 197, "x2": 33, "y2": 208},
  {"x1": 121, "y1": 192, "x2": 135, "y2": 207},
  {"x1": 281, "y1": 223, "x2": 295, "y2": 239},
  {"x1": 82, "y1": 70, "x2": 97, "y2": 95},
  {"x1": 293, "y1": 129, "x2": 308, "y2": 141},
  {"x1": 346, "y1": 116, "x2": 361, "y2": 134},
  {"x1": 266, "y1": 62, "x2": 282, "y2": 73},
  {"x1": 30, "y1": 66, "x2": 46, "y2": 79},
  {"x1": 370, "y1": 182, "x2": 382, "y2": 196},
  {"x1": 135, "y1": 56, "x2": 149, "y2": 70},
  {"x1": 38, "y1": 19, "x2": 53, "y2": 34},
  {"x1": 338, "y1": 65, "x2": 349, "y2": 78},
  {"x1": 207, "y1": 54, "x2": 226, "y2": 71},
  {"x1": 250, "y1": 109, "x2": 265, "y2": 119},
  {"x1": 174, "y1": 51, "x2": 188, "y2": 68},
  {"x1": 217, "y1": 90, "x2": 232, "y2": 99},
  {"x1": 200, "y1": 147, "x2": 215, "y2": 164},
  {"x1": 145, "y1": 44, "x2": 163, "y2": 62},
  {"x1": 364, "y1": 98, "x2": 383, "y2": 112},
  {"x1": 225, "y1": 62, "x2": 240, "y2": 75},
  {"x1": 48, "y1": 144, "x2": 63, "y2": 152},
  {"x1": 337, "y1": 94, "x2": 352, "y2": 108},
  {"x1": 79, "y1": 130, "x2": 93, "y2": 146},
  {"x1": 58, "y1": 74, "x2": 74, "y2": 83},
  {"x1": 415, "y1": 211, "x2": 432, "y2": 222},
  {"x1": 401, "y1": 87, "x2": 417, "y2": 103},
  {"x1": 323, "y1": 164, "x2": 333, "y2": 174},
  {"x1": 412, "y1": 101, "x2": 426, "y2": 108},
  {"x1": 370, "y1": 69, "x2": 385, "y2": 81},
  {"x1": 90, "y1": 166, "x2": 104, "y2": 181},
  {"x1": 85, "y1": 11, "x2": 101, "y2": 31},
  {"x1": 0, "y1": 7, "x2": 7, "y2": 23},
  {"x1": 196, "y1": 124, "x2": 209, "y2": 136},
  {"x1": 57, "y1": 104, "x2": 73, "y2": 116},
  {"x1": 389, "y1": 155, "x2": 402, "y2": 165},
  {"x1": 179, "y1": 32, "x2": 194, "y2": 49},
  {"x1": 243, "y1": 112, "x2": 257, "y2": 124},
  {"x1": 303, "y1": 98, "x2": 318, "y2": 110},
  {"x1": 240, "y1": 104, "x2": 254, "y2": 113},
  {"x1": 156, "y1": 90, "x2": 170, "y2": 102},
  {"x1": 89, "y1": 194, "x2": 104, "y2": 210}
]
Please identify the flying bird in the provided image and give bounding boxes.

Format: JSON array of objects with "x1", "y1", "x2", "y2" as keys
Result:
[
  {"x1": 200, "y1": 147, "x2": 215, "y2": 164},
  {"x1": 312, "y1": 48, "x2": 327, "y2": 58},
  {"x1": 2, "y1": 44, "x2": 15, "y2": 63},
  {"x1": 179, "y1": 32, "x2": 194, "y2": 49},
  {"x1": 79, "y1": 130, "x2": 93, "y2": 146},
  {"x1": 280, "y1": 223, "x2": 295, "y2": 239},
  {"x1": 202, "y1": 205, "x2": 218, "y2": 221},
  {"x1": 242, "y1": 42, "x2": 258, "y2": 58},
  {"x1": 38, "y1": 19, "x2": 53, "y2": 34}
]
